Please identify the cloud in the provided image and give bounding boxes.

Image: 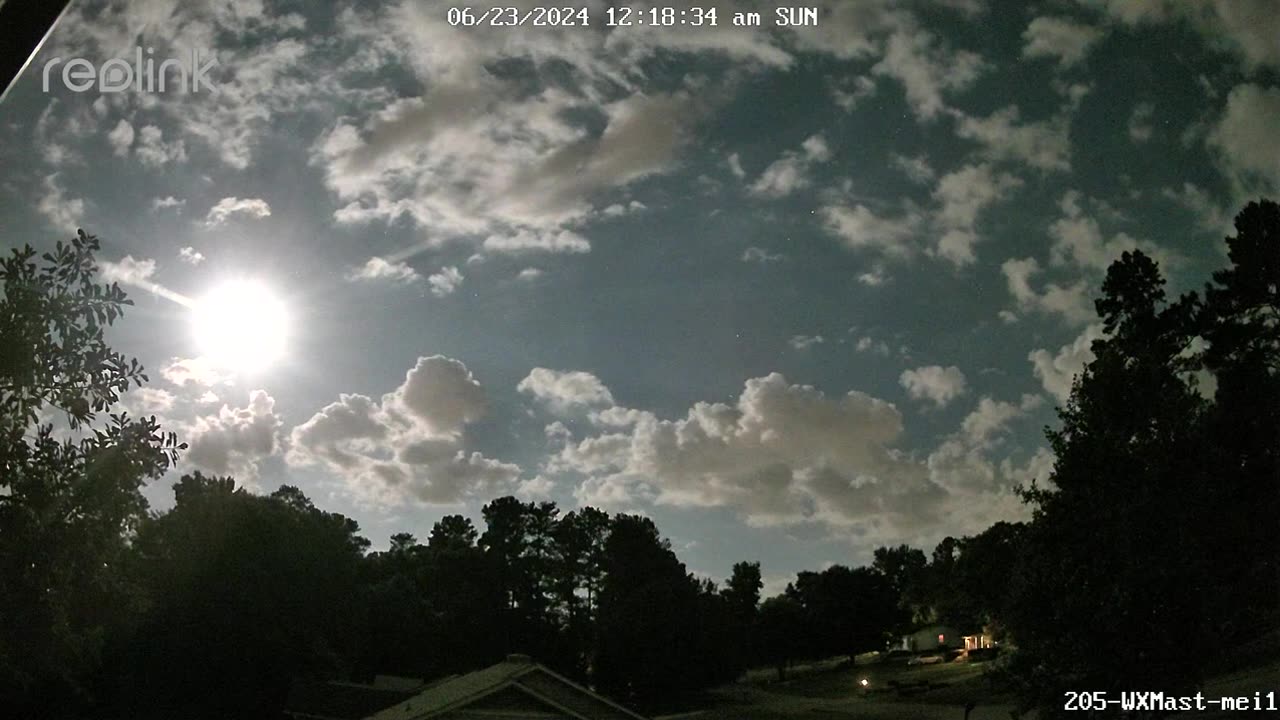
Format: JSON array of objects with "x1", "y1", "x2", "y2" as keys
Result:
[
  {"x1": 1161, "y1": 183, "x2": 1233, "y2": 237},
  {"x1": 891, "y1": 153, "x2": 935, "y2": 183},
  {"x1": 742, "y1": 247, "x2": 786, "y2": 263},
  {"x1": 871, "y1": 25, "x2": 986, "y2": 121},
  {"x1": 1207, "y1": 83, "x2": 1280, "y2": 195},
  {"x1": 288, "y1": 356, "x2": 518, "y2": 506},
  {"x1": 1048, "y1": 191, "x2": 1180, "y2": 271},
  {"x1": 855, "y1": 336, "x2": 891, "y2": 356},
  {"x1": 205, "y1": 196, "x2": 272, "y2": 226},
  {"x1": 601, "y1": 200, "x2": 647, "y2": 217},
  {"x1": 1001, "y1": 257, "x2": 1095, "y2": 326},
  {"x1": 954, "y1": 106, "x2": 1071, "y2": 172},
  {"x1": 1128, "y1": 102, "x2": 1155, "y2": 142},
  {"x1": 99, "y1": 255, "x2": 157, "y2": 285},
  {"x1": 858, "y1": 269, "x2": 890, "y2": 287},
  {"x1": 1021, "y1": 16, "x2": 1104, "y2": 67},
  {"x1": 749, "y1": 134, "x2": 831, "y2": 198},
  {"x1": 552, "y1": 371, "x2": 1032, "y2": 544},
  {"x1": 152, "y1": 196, "x2": 186, "y2": 212},
  {"x1": 1092, "y1": 0, "x2": 1280, "y2": 71},
  {"x1": 134, "y1": 125, "x2": 187, "y2": 168},
  {"x1": 789, "y1": 335, "x2": 825, "y2": 351},
  {"x1": 427, "y1": 266, "x2": 464, "y2": 297},
  {"x1": 178, "y1": 246, "x2": 205, "y2": 265},
  {"x1": 518, "y1": 368, "x2": 616, "y2": 413},
  {"x1": 348, "y1": 257, "x2": 421, "y2": 284},
  {"x1": 159, "y1": 356, "x2": 232, "y2": 388},
  {"x1": 1028, "y1": 324, "x2": 1106, "y2": 402},
  {"x1": 820, "y1": 202, "x2": 924, "y2": 259},
  {"x1": 37, "y1": 174, "x2": 84, "y2": 230},
  {"x1": 899, "y1": 365, "x2": 968, "y2": 407},
  {"x1": 185, "y1": 390, "x2": 283, "y2": 480},
  {"x1": 316, "y1": 81, "x2": 706, "y2": 241},
  {"x1": 726, "y1": 153, "x2": 746, "y2": 179},
  {"x1": 481, "y1": 229, "x2": 591, "y2": 254},
  {"x1": 517, "y1": 267, "x2": 543, "y2": 281},
  {"x1": 830, "y1": 75, "x2": 877, "y2": 112},
  {"x1": 931, "y1": 164, "x2": 1022, "y2": 266},
  {"x1": 960, "y1": 394, "x2": 1044, "y2": 446},
  {"x1": 107, "y1": 119, "x2": 134, "y2": 156}
]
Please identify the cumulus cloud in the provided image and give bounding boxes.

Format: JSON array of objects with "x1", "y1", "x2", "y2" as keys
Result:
[
  {"x1": 107, "y1": 119, "x2": 134, "y2": 156},
  {"x1": 482, "y1": 230, "x2": 591, "y2": 254},
  {"x1": 1001, "y1": 257, "x2": 1095, "y2": 327},
  {"x1": 830, "y1": 75, "x2": 877, "y2": 112},
  {"x1": 178, "y1": 246, "x2": 205, "y2": 265},
  {"x1": 931, "y1": 164, "x2": 1022, "y2": 266},
  {"x1": 960, "y1": 394, "x2": 1044, "y2": 446},
  {"x1": 152, "y1": 196, "x2": 186, "y2": 212},
  {"x1": 1021, "y1": 16, "x2": 1105, "y2": 67},
  {"x1": 549, "y1": 371, "x2": 1032, "y2": 545},
  {"x1": 134, "y1": 125, "x2": 187, "y2": 168},
  {"x1": 427, "y1": 266, "x2": 464, "y2": 297},
  {"x1": 953, "y1": 106, "x2": 1072, "y2": 172},
  {"x1": 899, "y1": 365, "x2": 968, "y2": 407},
  {"x1": 99, "y1": 255, "x2": 157, "y2": 285},
  {"x1": 1208, "y1": 83, "x2": 1280, "y2": 195},
  {"x1": 185, "y1": 390, "x2": 283, "y2": 480},
  {"x1": 820, "y1": 202, "x2": 924, "y2": 260},
  {"x1": 204, "y1": 196, "x2": 272, "y2": 226},
  {"x1": 871, "y1": 25, "x2": 985, "y2": 121},
  {"x1": 742, "y1": 247, "x2": 785, "y2": 263},
  {"x1": 891, "y1": 153, "x2": 935, "y2": 183},
  {"x1": 1029, "y1": 324, "x2": 1106, "y2": 402},
  {"x1": 37, "y1": 174, "x2": 84, "y2": 230},
  {"x1": 288, "y1": 356, "x2": 518, "y2": 506},
  {"x1": 518, "y1": 368, "x2": 616, "y2": 413},
  {"x1": 1049, "y1": 191, "x2": 1180, "y2": 271},
  {"x1": 855, "y1": 336, "x2": 892, "y2": 356},
  {"x1": 788, "y1": 335, "x2": 825, "y2": 351},
  {"x1": 159, "y1": 356, "x2": 232, "y2": 388},
  {"x1": 348, "y1": 257, "x2": 421, "y2": 284},
  {"x1": 1092, "y1": 0, "x2": 1280, "y2": 71},
  {"x1": 1128, "y1": 102, "x2": 1155, "y2": 142},
  {"x1": 601, "y1": 200, "x2": 647, "y2": 218},
  {"x1": 748, "y1": 134, "x2": 831, "y2": 198},
  {"x1": 726, "y1": 152, "x2": 747, "y2": 179}
]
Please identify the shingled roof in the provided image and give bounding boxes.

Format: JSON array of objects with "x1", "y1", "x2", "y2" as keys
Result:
[{"x1": 362, "y1": 655, "x2": 649, "y2": 720}]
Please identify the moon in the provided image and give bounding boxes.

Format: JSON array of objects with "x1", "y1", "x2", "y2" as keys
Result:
[{"x1": 191, "y1": 279, "x2": 289, "y2": 373}]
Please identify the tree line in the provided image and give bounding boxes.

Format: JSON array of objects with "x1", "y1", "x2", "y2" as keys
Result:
[{"x1": 2, "y1": 201, "x2": 1277, "y2": 719}]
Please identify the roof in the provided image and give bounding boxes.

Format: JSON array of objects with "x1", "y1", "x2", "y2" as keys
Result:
[
  {"x1": 285, "y1": 679, "x2": 423, "y2": 720},
  {"x1": 363, "y1": 655, "x2": 649, "y2": 720}
]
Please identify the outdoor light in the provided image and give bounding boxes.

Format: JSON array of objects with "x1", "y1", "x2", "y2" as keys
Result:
[{"x1": 859, "y1": 678, "x2": 869, "y2": 687}]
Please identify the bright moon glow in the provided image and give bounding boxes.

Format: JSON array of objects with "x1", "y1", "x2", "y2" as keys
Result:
[{"x1": 191, "y1": 280, "x2": 289, "y2": 372}]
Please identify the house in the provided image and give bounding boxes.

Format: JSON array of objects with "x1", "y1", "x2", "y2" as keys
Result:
[
  {"x1": 897, "y1": 624, "x2": 960, "y2": 652},
  {"x1": 962, "y1": 632, "x2": 993, "y2": 651},
  {"x1": 286, "y1": 676, "x2": 427, "y2": 720},
  {"x1": 293, "y1": 655, "x2": 651, "y2": 720}
]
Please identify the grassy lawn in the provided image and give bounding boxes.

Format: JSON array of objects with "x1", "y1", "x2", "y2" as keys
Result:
[
  {"x1": 666, "y1": 657, "x2": 1020, "y2": 720},
  {"x1": 660, "y1": 657, "x2": 1280, "y2": 720}
]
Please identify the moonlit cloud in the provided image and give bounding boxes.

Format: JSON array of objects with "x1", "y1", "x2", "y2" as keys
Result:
[
  {"x1": 204, "y1": 196, "x2": 272, "y2": 226},
  {"x1": 1, "y1": 0, "x2": 1254, "y2": 570},
  {"x1": 900, "y1": 365, "x2": 969, "y2": 407}
]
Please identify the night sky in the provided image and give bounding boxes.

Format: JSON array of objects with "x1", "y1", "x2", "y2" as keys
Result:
[{"x1": 2, "y1": 0, "x2": 1277, "y2": 592}]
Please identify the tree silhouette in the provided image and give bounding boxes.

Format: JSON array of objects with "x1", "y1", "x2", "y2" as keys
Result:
[
  {"x1": 1003, "y1": 200, "x2": 1280, "y2": 717},
  {"x1": 0, "y1": 231, "x2": 183, "y2": 716}
]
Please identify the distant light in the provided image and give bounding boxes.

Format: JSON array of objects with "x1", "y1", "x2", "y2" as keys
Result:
[{"x1": 859, "y1": 678, "x2": 869, "y2": 687}]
